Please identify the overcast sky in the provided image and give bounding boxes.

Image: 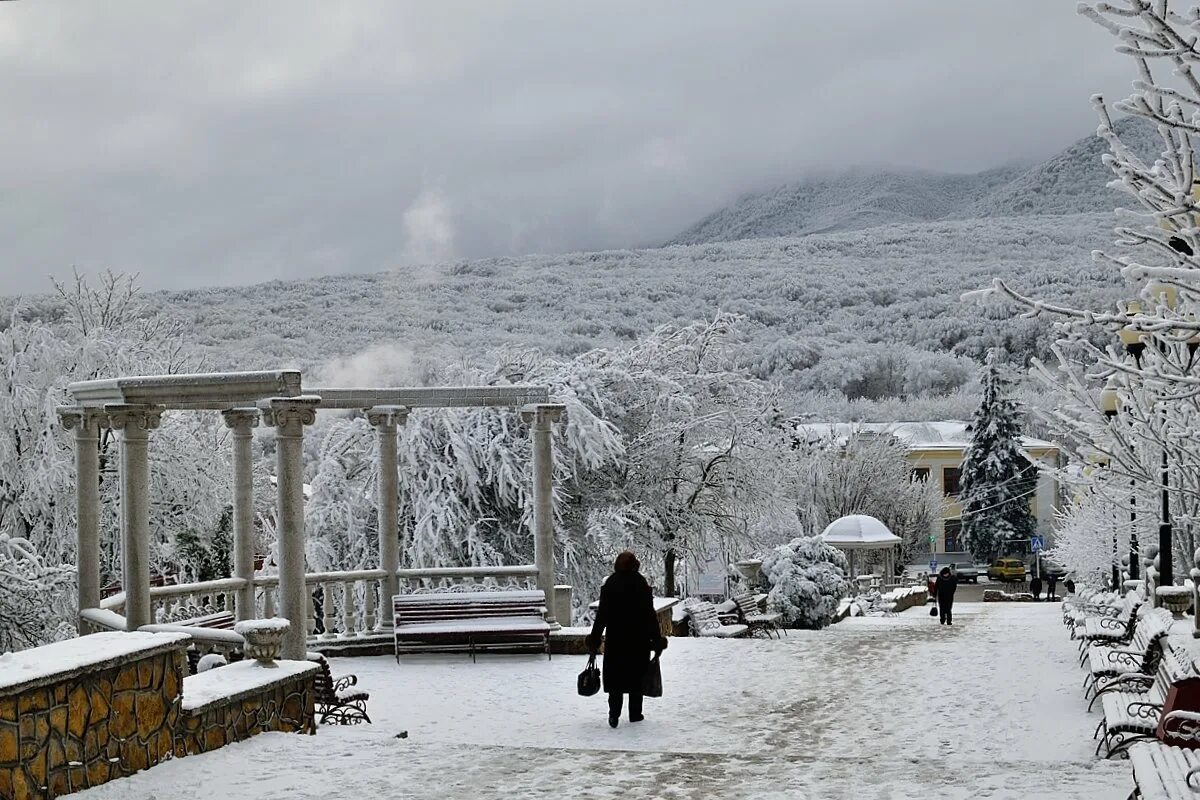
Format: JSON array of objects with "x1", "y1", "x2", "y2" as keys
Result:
[{"x1": 0, "y1": 1, "x2": 1132, "y2": 295}]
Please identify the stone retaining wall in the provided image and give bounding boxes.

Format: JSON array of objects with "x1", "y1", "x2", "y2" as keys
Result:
[
  {"x1": 175, "y1": 663, "x2": 316, "y2": 757},
  {"x1": 0, "y1": 635, "x2": 187, "y2": 800}
]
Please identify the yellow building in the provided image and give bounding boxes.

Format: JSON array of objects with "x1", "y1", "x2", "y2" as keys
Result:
[{"x1": 798, "y1": 421, "x2": 1061, "y2": 557}]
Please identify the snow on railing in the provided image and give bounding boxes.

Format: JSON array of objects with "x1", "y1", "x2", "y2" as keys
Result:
[{"x1": 90, "y1": 565, "x2": 540, "y2": 643}]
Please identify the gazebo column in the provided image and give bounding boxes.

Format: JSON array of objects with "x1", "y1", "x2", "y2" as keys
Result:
[
  {"x1": 104, "y1": 404, "x2": 165, "y2": 631},
  {"x1": 57, "y1": 408, "x2": 107, "y2": 632},
  {"x1": 366, "y1": 405, "x2": 409, "y2": 631},
  {"x1": 521, "y1": 403, "x2": 566, "y2": 628},
  {"x1": 222, "y1": 408, "x2": 259, "y2": 623},
  {"x1": 260, "y1": 397, "x2": 319, "y2": 660}
]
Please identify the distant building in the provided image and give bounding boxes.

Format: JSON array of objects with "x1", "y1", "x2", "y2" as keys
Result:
[{"x1": 795, "y1": 421, "x2": 1061, "y2": 557}]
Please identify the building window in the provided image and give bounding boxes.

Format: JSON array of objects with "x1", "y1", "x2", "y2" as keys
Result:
[
  {"x1": 943, "y1": 467, "x2": 961, "y2": 497},
  {"x1": 944, "y1": 519, "x2": 962, "y2": 552},
  {"x1": 911, "y1": 467, "x2": 930, "y2": 482}
]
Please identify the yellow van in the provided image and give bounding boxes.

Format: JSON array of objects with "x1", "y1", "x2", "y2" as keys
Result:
[{"x1": 987, "y1": 558, "x2": 1027, "y2": 582}]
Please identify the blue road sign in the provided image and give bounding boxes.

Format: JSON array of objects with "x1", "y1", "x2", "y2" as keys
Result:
[
  {"x1": 1031, "y1": 535, "x2": 1044, "y2": 553},
  {"x1": 928, "y1": 559, "x2": 938, "y2": 573}
]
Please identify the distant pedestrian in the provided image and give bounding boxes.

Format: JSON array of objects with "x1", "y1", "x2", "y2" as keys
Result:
[
  {"x1": 1047, "y1": 572, "x2": 1059, "y2": 601},
  {"x1": 586, "y1": 551, "x2": 668, "y2": 728},
  {"x1": 1030, "y1": 575, "x2": 1043, "y2": 601},
  {"x1": 934, "y1": 566, "x2": 957, "y2": 626}
]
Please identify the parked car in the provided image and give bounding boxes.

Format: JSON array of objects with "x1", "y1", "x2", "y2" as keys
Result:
[
  {"x1": 1036, "y1": 558, "x2": 1069, "y2": 580},
  {"x1": 953, "y1": 561, "x2": 980, "y2": 583},
  {"x1": 987, "y1": 558, "x2": 1027, "y2": 582}
]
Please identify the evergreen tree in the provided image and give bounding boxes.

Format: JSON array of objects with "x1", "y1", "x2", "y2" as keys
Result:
[{"x1": 959, "y1": 351, "x2": 1038, "y2": 561}]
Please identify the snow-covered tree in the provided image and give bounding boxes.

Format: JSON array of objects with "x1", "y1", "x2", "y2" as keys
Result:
[
  {"x1": 958, "y1": 352, "x2": 1039, "y2": 561},
  {"x1": 759, "y1": 532, "x2": 850, "y2": 629},
  {"x1": 790, "y1": 430, "x2": 943, "y2": 566},
  {"x1": 0, "y1": 533, "x2": 75, "y2": 651}
]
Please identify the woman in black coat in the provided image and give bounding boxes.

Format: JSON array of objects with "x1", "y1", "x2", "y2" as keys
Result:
[
  {"x1": 586, "y1": 551, "x2": 667, "y2": 728},
  {"x1": 934, "y1": 566, "x2": 958, "y2": 625}
]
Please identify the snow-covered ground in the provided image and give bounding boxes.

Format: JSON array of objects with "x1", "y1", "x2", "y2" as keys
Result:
[{"x1": 77, "y1": 603, "x2": 1126, "y2": 800}]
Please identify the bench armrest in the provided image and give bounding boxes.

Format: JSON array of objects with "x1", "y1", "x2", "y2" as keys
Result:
[
  {"x1": 332, "y1": 674, "x2": 358, "y2": 693},
  {"x1": 1105, "y1": 650, "x2": 1143, "y2": 667},
  {"x1": 1096, "y1": 616, "x2": 1128, "y2": 629}
]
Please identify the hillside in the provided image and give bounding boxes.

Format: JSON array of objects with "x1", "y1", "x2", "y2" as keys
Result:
[
  {"x1": 670, "y1": 117, "x2": 1160, "y2": 246},
  {"x1": 100, "y1": 212, "x2": 1127, "y2": 397}
]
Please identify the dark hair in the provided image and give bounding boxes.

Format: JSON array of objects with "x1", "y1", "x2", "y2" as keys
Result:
[
  {"x1": 939, "y1": 566, "x2": 951, "y2": 576},
  {"x1": 614, "y1": 551, "x2": 640, "y2": 573}
]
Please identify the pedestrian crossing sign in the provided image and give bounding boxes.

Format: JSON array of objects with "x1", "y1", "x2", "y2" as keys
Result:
[{"x1": 1031, "y1": 535, "x2": 1044, "y2": 553}]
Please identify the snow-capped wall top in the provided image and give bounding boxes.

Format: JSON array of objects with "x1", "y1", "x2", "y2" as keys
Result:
[{"x1": 0, "y1": 631, "x2": 191, "y2": 694}]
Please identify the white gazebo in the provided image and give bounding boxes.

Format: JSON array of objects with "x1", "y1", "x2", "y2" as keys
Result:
[{"x1": 820, "y1": 515, "x2": 902, "y2": 587}]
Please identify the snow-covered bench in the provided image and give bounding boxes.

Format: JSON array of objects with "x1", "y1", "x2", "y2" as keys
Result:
[
  {"x1": 682, "y1": 600, "x2": 749, "y2": 638},
  {"x1": 1085, "y1": 608, "x2": 1172, "y2": 704},
  {"x1": 1069, "y1": 589, "x2": 1137, "y2": 634},
  {"x1": 1097, "y1": 639, "x2": 1196, "y2": 758},
  {"x1": 1077, "y1": 591, "x2": 1143, "y2": 654},
  {"x1": 1128, "y1": 713, "x2": 1200, "y2": 799},
  {"x1": 392, "y1": 590, "x2": 552, "y2": 662},
  {"x1": 306, "y1": 652, "x2": 370, "y2": 725},
  {"x1": 729, "y1": 589, "x2": 784, "y2": 638}
]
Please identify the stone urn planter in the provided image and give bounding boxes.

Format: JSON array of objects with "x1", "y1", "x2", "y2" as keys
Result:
[
  {"x1": 234, "y1": 619, "x2": 291, "y2": 665},
  {"x1": 1156, "y1": 586, "x2": 1192, "y2": 619}
]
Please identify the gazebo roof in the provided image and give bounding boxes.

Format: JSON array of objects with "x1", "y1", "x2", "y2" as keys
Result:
[{"x1": 819, "y1": 515, "x2": 901, "y2": 549}]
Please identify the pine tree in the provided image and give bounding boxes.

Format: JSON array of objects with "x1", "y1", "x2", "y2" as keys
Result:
[{"x1": 959, "y1": 351, "x2": 1038, "y2": 561}]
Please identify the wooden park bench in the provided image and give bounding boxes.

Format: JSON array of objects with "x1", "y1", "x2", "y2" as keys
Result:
[
  {"x1": 1097, "y1": 638, "x2": 1197, "y2": 758},
  {"x1": 682, "y1": 600, "x2": 749, "y2": 638},
  {"x1": 392, "y1": 590, "x2": 552, "y2": 662},
  {"x1": 1077, "y1": 591, "x2": 1144, "y2": 656},
  {"x1": 1069, "y1": 589, "x2": 1137, "y2": 636},
  {"x1": 729, "y1": 588, "x2": 784, "y2": 638},
  {"x1": 1085, "y1": 608, "x2": 1173, "y2": 704},
  {"x1": 1127, "y1": 711, "x2": 1200, "y2": 799},
  {"x1": 306, "y1": 652, "x2": 371, "y2": 725}
]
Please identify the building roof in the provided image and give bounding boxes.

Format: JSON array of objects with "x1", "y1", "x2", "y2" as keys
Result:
[
  {"x1": 819, "y1": 515, "x2": 902, "y2": 549},
  {"x1": 795, "y1": 420, "x2": 1057, "y2": 453}
]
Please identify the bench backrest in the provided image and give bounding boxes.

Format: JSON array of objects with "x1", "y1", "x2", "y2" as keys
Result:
[
  {"x1": 177, "y1": 610, "x2": 236, "y2": 629},
  {"x1": 393, "y1": 590, "x2": 547, "y2": 624},
  {"x1": 683, "y1": 600, "x2": 724, "y2": 634},
  {"x1": 305, "y1": 653, "x2": 337, "y2": 703},
  {"x1": 1131, "y1": 608, "x2": 1172, "y2": 654},
  {"x1": 1152, "y1": 640, "x2": 1197, "y2": 703},
  {"x1": 731, "y1": 589, "x2": 759, "y2": 618}
]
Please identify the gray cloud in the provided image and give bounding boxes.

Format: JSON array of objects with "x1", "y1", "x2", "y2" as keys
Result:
[{"x1": 0, "y1": 0, "x2": 1131, "y2": 294}]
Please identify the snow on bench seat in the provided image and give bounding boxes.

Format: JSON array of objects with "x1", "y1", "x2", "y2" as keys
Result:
[
  {"x1": 1129, "y1": 741, "x2": 1200, "y2": 800},
  {"x1": 393, "y1": 616, "x2": 553, "y2": 636}
]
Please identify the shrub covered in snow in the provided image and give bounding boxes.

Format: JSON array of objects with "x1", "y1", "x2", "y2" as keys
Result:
[{"x1": 760, "y1": 535, "x2": 850, "y2": 629}]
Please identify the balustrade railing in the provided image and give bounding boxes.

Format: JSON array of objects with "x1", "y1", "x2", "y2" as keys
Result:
[{"x1": 93, "y1": 564, "x2": 541, "y2": 645}]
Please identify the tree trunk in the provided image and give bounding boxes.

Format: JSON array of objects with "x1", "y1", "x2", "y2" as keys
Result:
[{"x1": 664, "y1": 548, "x2": 676, "y2": 598}]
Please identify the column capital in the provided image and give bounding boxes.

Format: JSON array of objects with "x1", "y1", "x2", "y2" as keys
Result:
[
  {"x1": 103, "y1": 404, "x2": 165, "y2": 433},
  {"x1": 56, "y1": 406, "x2": 107, "y2": 433},
  {"x1": 366, "y1": 405, "x2": 409, "y2": 428},
  {"x1": 520, "y1": 403, "x2": 566, "y2": 426},
  {"x1": 258, "y1": 396, "x2": 320, "y2": 429},
  {"x1": 222, "y1": 407, "x2": 261, "y2": 433}
]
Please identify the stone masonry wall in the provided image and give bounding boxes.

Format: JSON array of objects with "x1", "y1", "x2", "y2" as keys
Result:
[
  {"x1": 175, "y1": 669, "x2": 315, "y2": 757},
  {"x1": 0, "y1": 647, "x2": 185, "y2": 800}
]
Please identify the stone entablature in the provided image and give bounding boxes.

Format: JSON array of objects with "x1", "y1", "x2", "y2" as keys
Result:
[{"x1": 0, "y1": 632, "x2": 190, "y2": 800}]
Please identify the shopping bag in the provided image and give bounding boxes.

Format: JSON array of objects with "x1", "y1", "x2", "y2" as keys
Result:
[
  {"x1": 642, "y1": 656, "x2": 663, "y2": 698},
  {"x1": 929, "y1": 606, "x2": 938, "y2": 617},
  {"x1": 577, "y1": 654, "x2": 601, "y2": 697}
]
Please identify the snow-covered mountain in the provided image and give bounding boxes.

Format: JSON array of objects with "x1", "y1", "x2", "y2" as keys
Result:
[{"x1": 669, "y1": 117, "x2": 1160, "y2": 246}]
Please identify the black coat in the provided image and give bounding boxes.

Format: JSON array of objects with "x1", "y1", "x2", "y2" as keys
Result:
[
  {"x1": 585, "y1": 571, "x2": 667, "y2": 694},
  {"x1": 934, "y1": 573, "x2": 958, "y2": 608}
]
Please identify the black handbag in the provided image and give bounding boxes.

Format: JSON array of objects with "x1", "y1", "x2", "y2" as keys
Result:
[
  {"x1": 642, "y1": 656, "x2": 663, "y2": 698},
  {"x1": 929, "y1": 606, "x2": 938, "y2": 617},
  {"x1": 577, "y1": 654, "x2": 601, "y2": 697}
]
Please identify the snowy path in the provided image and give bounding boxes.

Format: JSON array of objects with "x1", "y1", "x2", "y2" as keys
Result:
[{"x1": 77, "y1": 602, "x2": 1127, "y2": 799}]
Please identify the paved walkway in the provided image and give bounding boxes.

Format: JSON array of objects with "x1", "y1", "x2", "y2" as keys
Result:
[{"x1": 78, "y1": 603, "x2": 1127, "y2": 800}]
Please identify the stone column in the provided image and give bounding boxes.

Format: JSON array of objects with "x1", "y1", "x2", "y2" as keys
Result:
[
  {"x1": 58, "y1": 408, "x2": 107, "y2": 632},
  {"x1": 222, "y1": 408, "x2": 259, "y2": 622},
  {"x1": 521, "y1": 404, "x2": 566, "y2": 628},
  {"x1": 104, "y1": 404, "x2": 165, "y2": 631},
  {"x1": 260, "y1": 397, "x2": 319, "y2": 660},
  {"x1": 366, "y1": 405, "x2": 408, "y2": 631}
]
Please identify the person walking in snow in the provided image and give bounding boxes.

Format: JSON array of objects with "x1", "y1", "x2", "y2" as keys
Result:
[
  {"x1": 1046, "y1": 571, "x2": 1059, "y2": 601},
  {"x1": 586, "y1": 551, "x2": 668, "y2": 728},
  {"x1": 934, "y1": 565, "x2": 958, "y2": 626}
]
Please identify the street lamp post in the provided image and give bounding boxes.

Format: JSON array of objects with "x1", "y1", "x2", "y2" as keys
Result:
[
  {"x1": 1119, "y1": 309, "x2": 1147, "y2": 582},
  {"x1": 1100, "y1": 382, "x2": 1124, "y2": 591}
]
